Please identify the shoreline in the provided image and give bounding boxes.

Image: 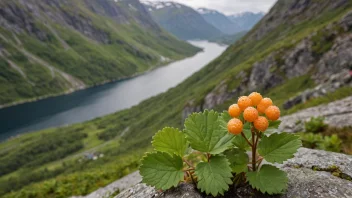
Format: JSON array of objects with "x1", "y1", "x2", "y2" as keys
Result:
[{"x1": 0, "y1": 48, "x2": 204, "y2": 110}]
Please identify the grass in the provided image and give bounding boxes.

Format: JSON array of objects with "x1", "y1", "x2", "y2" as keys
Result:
[
  {"x1": 0, "y1": 0, "x2": 201, "y2": 105},
  {"x1": 285, "y1": 86, "x2": 352, "y2": 115}
]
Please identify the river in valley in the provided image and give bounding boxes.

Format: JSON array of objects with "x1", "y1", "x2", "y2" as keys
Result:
[{"x1": 0, "y1": 41, "x2": 227, "y2": 141}]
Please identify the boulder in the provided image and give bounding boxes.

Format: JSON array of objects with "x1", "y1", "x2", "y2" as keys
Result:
[{"x1": 116, "y1": 148, "x2": 352, "y2": 198}]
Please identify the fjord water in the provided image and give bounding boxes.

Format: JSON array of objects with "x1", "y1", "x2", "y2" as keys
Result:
[{"x1": 0, "y1": 41, "x2": 227, "y2": 141}]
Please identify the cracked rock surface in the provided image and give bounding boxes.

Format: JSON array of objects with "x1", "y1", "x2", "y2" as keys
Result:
[{"x1": 116, "y1": 148, "x2": 352, "y2": 198}]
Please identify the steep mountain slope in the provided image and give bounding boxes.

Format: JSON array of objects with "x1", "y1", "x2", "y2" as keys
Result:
[
  {"x1": 210, "y1": 31, "x2": 248, "y2": 45},
  {"x1": 1, "y1": 0, "x2": 352, "y2": 197},
  {"x1": 197, "y1": 8, "x2": 240, "y2": 34},
  {"x1": 142, "y1": 1, "x2": 223, "y2": 40},
  {"x1": 228, "y1": 12, "x2": 265, "y2": 32},
  {"x1": 0, "y1": 0, "x2": 200, "y2": 106}
]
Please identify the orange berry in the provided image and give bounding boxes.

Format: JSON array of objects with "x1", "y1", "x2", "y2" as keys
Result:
[
  {"x1": 237, "y1": 96, "x2": 252, "y2": 111},
  {"x1": 227, "y1": 118, "x2": 243, "y2": 135},
  {"x1": 265, "y1": 105, "x2": 281, "y2": 121},
  {"x1": 243, "y1": 107, "x2": 259, "y2": 122},
  {"x1": 257, "y1": 98, "x2": 273, "y2": 113},
  {"x1": 248, "y1": 92, "x2": 263, "y2": 106},
  {"x1": 228, "y1": 104, "x2": 241, "y2": 117},
  {"x1": 254, "y1": 116, "x2": 269, "y2": 132}
]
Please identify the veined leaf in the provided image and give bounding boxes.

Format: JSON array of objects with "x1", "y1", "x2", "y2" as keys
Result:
[
  {"x1": 246, "y1": 165, "x2": 288, "y2": 195},
  {"x1": 225, "y1": 148, "x2": 249, "y2": 173},
  {"x1": 140, "y1": 152, "x2": 183, "y2": 190},
  {"x1": 265, "y1": 120, "x2": 282, "y2": 136},
  {"x1": 195, "y1": 155, "x2": 233, "y2": 196},
  {"x1": 152, "y1": 127, "x2": 188, "y2": 157},
  {"x1": 184, "y1": 110, "x2": 235, "y2": 154},
  {"x1": 258, "y1": 133, "x2": 301, "y2": 163}
]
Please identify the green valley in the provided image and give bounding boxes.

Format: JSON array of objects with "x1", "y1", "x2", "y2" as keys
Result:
[
  {"x1": 1, "y1": 0, "x2": 352, "y2": 197},
  {"x1": 0, "y1": 0, "x2": 200, "y2": 107}
]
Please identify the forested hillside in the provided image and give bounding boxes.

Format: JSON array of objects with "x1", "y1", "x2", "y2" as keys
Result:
[
  {"x1": 0, "y1": 0, "x2": 200, "y2": 107},
  {"x1": 1, "y1": 0, "x2": 352, "y2": 197}
]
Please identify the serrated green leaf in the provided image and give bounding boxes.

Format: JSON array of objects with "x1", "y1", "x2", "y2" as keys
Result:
[
  {"x1": 265, "y1": 120, "x2": 282, "y2": 135},
  {"x1": 184, "y1": 110, "x2": 235, "y2": 154},
  {"x1": 232, "y1": 122, "x2": 252, "y2": 150},
  {"x1": 195, "y1": 155, "x2": 233, "y2": 196},
  {"x1": 258, "y1": 133, "x2": 302, "y2": 163},
  {"x1": 140, "y1": 152, "x2": 183, "y2": 190},
  {"x1": 225, "y1": 148, "x2": 249, "y2": 173},
  {"x1": 221, "y1": 110, "x2": 232, "y2": 122},
  {"x1": 246, "y1": 164, "x2": 288, "y2": 195},
  {"x1": 152, "y1": 127, "x2": 188, "y2": 157},
  {"x1": 269, "y1": 120, "x2": 281, "y2": 128}
]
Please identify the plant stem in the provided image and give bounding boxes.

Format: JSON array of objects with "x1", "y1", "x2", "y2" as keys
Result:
[
  {"x1": 207, "y1": 153, "x2": 210, "y2": 162},
  {"x1": 183, "y1": 158, "x2": 194, "y2": 168},
  {"x1": 251, "y1": 126, "x2": 256, "y2": 171},
  {"x1": 241, "y1": 132, "x2": 253, "y2": 147},
  {"x1": 184, "y1": 168, "x2": 194, "y2": 172}
]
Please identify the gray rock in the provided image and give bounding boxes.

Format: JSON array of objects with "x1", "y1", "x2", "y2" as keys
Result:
[
  {"x1": 340, "y1": 10, "x2": 352, "y2": 31},
  {"x1": 282, "y1": 39, "x2": 315, "y2": 78},
  {"x1": 280, "y1": 96, "x2": 352, "y2": 133},
  {"x1": 116, "y1": 148, "x2": 352, "y2": 198},
  {"x1": 249, "y1": 54, "x2": 284, "y2": 91},
  {"x1": 72, "y1": 171, "x2": 142, "y2": 198}
]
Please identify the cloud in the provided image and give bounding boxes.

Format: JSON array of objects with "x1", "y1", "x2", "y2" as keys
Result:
[{"x1": 145, "y1": 0, "x2": 277, "y2": 15}]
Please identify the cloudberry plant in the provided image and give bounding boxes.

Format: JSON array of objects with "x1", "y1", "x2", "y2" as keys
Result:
[
  {"x1": 265, "y1": 105, "x2": 281, "y2": 121},
  {"x1": 237, "y1": 96, "x2": 252, "y2": 110},
  {"x1": 248, "y1": 92, "x2": 263, "y2": 106},
  {"x1": 228, "y1": 118, "x2": 243, "y2": 135},
  {"x1": 243, "y1": 107, "x2": 259, "y2": 122},
  {"x1": 257, "y1": 97, "x2": 273, "y2": 113},
  {"x1": 228, "y1": 104, "x2": 241, "y2": 117},
  {"x1": 140, "y1": 93, "x2": 301, "y2": 197}
]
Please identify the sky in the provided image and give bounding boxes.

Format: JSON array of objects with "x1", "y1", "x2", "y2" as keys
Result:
[{"x1": 145, "y1": 0, "x2": 277, "y2": 15}]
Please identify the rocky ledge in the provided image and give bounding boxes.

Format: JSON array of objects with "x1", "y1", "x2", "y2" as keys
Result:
[
  {"x1": 279, "y1": 96, "x2": 352, "y2": 133},
  {"x1": 116, "y1": 148, "x2": 352, "y2": 198}
]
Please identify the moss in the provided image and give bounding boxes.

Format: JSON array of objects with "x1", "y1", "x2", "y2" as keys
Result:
[{"x1": 311, "y1": 165, "x2": 352, "y2": 181}]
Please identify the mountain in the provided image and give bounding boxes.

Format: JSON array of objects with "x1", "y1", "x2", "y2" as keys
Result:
[
  {"x1": 209, "y1": 31, "x2": 248, "y2": 45},
  {"x1": 0, "y1": 0, "x2": 200, "y2": 107},
  {"x1": 1, "y1": 0, "x2": 352, "y2": 197},
  {"x1": 142, "y1": 1, "x2": 223, "y2": 40},
  {"x1": 228, "y1": 12, "x2": 265, "y2": 32},
  {"x1": 197, "y1": 8, "x2": 240, "y2": 34}
]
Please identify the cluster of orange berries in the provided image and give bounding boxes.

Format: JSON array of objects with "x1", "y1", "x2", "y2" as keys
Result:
[{"x1": 227, "y1": 92, "x2": 280, "y2": 135}]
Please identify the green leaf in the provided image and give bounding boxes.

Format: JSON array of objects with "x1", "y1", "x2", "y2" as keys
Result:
[
  {"x1": 258, "y1": 133, "x2": 302, "y2": 163},
  {"x1": 195, "y1": 155, "x2": 233, "y2": 196},
  {"x1": 140, "y1": 152, "x2": 183, "y2": 190},
  {"x1": 265, "y1": 120, "x2": 282, "y2": 135},
  {"x1": 152, "y1": 127, "x2": 188, "y2": 157},
  {"x1": 225, "y1": 148, "x2": 249, "y2": 173},
  {"x1": 232, "y1": 122, "x2": 252, "y2": 150},
  {"x1": 269, "y1": 120, "x2": 281, "y2": 128},
  {"x1": 184, "y1": 110, "x2": 235, "y2": 154},
  {"x1": 246, "y1": 165, "x2": 288, "y2": 195},
  {"x1": 221, "y1": 110, "x2": 232, "y2": 122}
]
